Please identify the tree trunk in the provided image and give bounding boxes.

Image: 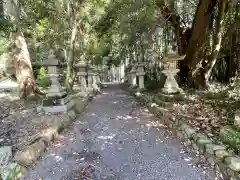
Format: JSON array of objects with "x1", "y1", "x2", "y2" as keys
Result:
[
  {"x1": 231, "y1": 28, "x2": 240, "y2": 77},
  {"x1": 140, "y1": 36, "x2": 145, "y2": 62},
  {"x1": 230, "y1": 3, "x2": 240, "y2": 78},
  {"x1": 182, "y1": 0, "x2": 217, "y2": 88},
  {"x1": 65, "y1": 16, "x2": 79, "y2": 93},
  {"x1": 11, "y1": 31, "x2": 38, "y2": 99},
  {"x1": 0, "y1": 0, "x2": 3, "y2": 14},
  {"x1": 204, "y1": 0, "x2": 229, "y2": 84},
  {"x1": 184, "y1": 0, "x2": 217, "y2": 68}
]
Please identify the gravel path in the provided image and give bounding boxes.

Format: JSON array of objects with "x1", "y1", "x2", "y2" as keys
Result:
[{"x1": 23, "y1": 85, "x2": 216, "y2": 180}]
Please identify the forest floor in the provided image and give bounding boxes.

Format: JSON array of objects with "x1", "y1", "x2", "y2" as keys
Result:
[
  {"x1": 0, "y1": 81, "x2": 239, "y2": 156},
  {"x1": 0, "y1": 89, "x2": 63, "y2": 154},
  {"x1": 163, "y1": 83, "x2": 240, "y2": 144}
]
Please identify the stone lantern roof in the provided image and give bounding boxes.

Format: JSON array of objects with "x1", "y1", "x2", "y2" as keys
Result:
[
  {"x1": 130, "y1": 65, "x2": 136, "y2": 73},
  {"x1": 76, "y1": 60, "x2": 87, "y2": 68},
  {"x1": 87, "y1": 65, "x2": 94, "y2": 74},
  {"x1": 43, "y1": 49, "x2": 59, "y2": 66},
  {"x1": 164, "y1": 54, "x2": 185, "y2": 62}
]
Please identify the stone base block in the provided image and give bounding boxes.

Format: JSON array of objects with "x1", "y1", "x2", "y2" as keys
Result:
[
  {"x1": 74, "y1": 91, "x2": 88, "y2": 97},
  {"x1": 46, "y1": 91, "x2": 67, "y2": 98},
  {"x1": 161, "y1": 87, "x2": 182, "y2": 95},
  {"x1": 42, "y1": 99, "x2": 75, "y2": 113},
  {"x1": 42, "y1": 95, "x2": 71, "y2": 107},
  {"x1": 153, "y1": 96, "x2": 172, "y2": 108}
]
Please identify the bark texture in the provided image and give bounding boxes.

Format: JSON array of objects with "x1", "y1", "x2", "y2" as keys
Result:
[
  {"x1": 204, "y1": 0, "x2": 229, "y2": 83},
  {"x1": 230, "y1": 3, "x2": 240, "y2": 78},
  {"x1": 65, "y1": 13, "x2": 79, "y2": 92},
  {"x1": 11, "y1": 31, "x2": 38, "y2": 99}
]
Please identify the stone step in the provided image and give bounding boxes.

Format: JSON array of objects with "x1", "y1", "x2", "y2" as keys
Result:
[
  {"x1": 156, "y1": 92, "x2": 185, "y2": 102},
  {"x1": 153, "y1": 96, "x2": 172, "y2": 108}
]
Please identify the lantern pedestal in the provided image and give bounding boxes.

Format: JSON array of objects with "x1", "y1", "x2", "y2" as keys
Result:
[{"x1": 161, "y1": 69, "x2": 181, "y2": 94}]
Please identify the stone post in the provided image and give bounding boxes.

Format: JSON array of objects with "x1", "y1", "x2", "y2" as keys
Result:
[
  {"x1": 99, "y1": 68, "x2": 104, "y2": 82},
  {"x1": 234, "y1": 110, "x2": 240, "y2": 128},
  {"x1": 87, "y1": 65, "x2": 94, "y2": 90},
  {"x1": 96, "y1": 69, "x2": 101, "y2": 85},
  {"x1": 75, "y1": 61, "x2": 87, "y2": 93},
  {"x1": 92, "y1": 67, "x2": 100, "y2": 91},
  {"x1": 127, "y1": 71, "x2": 131, "y2": 84},
  {"x1": 42, "y1": 50, "x2": 74, "y2": 113},
  {"x1": 129, "y1": 65, "x2": 137, "y2": 87},
  {"x1": 136, "y1": 63, "x2": 145, "y2": 89},
  {"x1": 125, "y1": 64, "x2": 131, "y2": 85}
]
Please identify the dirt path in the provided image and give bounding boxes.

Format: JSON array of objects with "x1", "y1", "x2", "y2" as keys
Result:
[{"x1": 23, "y1": 85, "x2": 217, "y2": 180}]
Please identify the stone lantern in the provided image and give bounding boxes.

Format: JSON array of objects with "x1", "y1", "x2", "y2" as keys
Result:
[
  {"x1": 129, "y1": 64, "x2": 137, "y2": 87},
  {"x1": 161, "y1": 53, "x2": 185, "y2": 94},
  {"x1": 75, "y1": 60, "x2": 87, "y2": 93},
  {"x1": 42, "y1": 49, "x2": 74, "y2": 113},
  {"x1": 96, "y1": 69, "x2": 101, "y2": 85},
  {"x1": 136, "y1": 62, "x2": 145, "y2": 89}
]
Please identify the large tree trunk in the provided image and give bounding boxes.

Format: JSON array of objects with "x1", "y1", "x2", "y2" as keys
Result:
[
  {"x1": 229, "y1": 3, "x2": 240, "y2": 79},
  {"x1": 11, "y1": 31, "x2": 38, "y2": 99},
  {"x1": 4, "y1": 0, "x2": 41, "y2": 99},
  {"x1": 184, "y1": 0, "x2": 217, "y2": 67},
  {"x1": 0, "y1": 0, "x2": 3, "y2": 14},
  {"x1": 65, "y1": 15, "x2": 79, "y2": 93},
  {"x1": 183, "y1": 0, "x2": 217, "y2": 88},
  {"x1": 204, "y1": 0, "x2": 229, "y2": 84}
]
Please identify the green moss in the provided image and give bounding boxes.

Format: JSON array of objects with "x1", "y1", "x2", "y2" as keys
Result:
[
  {"x1": 1, "y1": 163, "x2": 26, "y2": 180},
  {"x1": 219, "y1": 125, "x2": 240, "y2": 154}
]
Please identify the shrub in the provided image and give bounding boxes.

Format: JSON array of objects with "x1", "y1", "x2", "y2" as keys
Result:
[{"x1": 36, "y1": 67, "x2": 51, "y2": 88}]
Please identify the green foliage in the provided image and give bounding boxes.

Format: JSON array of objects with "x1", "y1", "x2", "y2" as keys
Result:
[
  {"x1": 0, "y1": 0, "x2": 235, "y2": 83},
  {"x1": 36, "y1": 67, "x2": 51, "y2": 88},
  {"x1": 0, "y1": 35, "x2": 8, "y2": 56},
  {"x1": 0, "y1": 15, "x2": 16, "y2": 33},
  {"x1": 219, "y1": 125, "x2": 240, "y2": 154},
  {"x1": 145, "y1": 79, "x2": 162, "y2": 92},
  {"x1": 1, "y1": 163, "x2": 26, "y2": 180},
  {"x1": 94, "y1": 0, "x2": 165, "y2": 66}
]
